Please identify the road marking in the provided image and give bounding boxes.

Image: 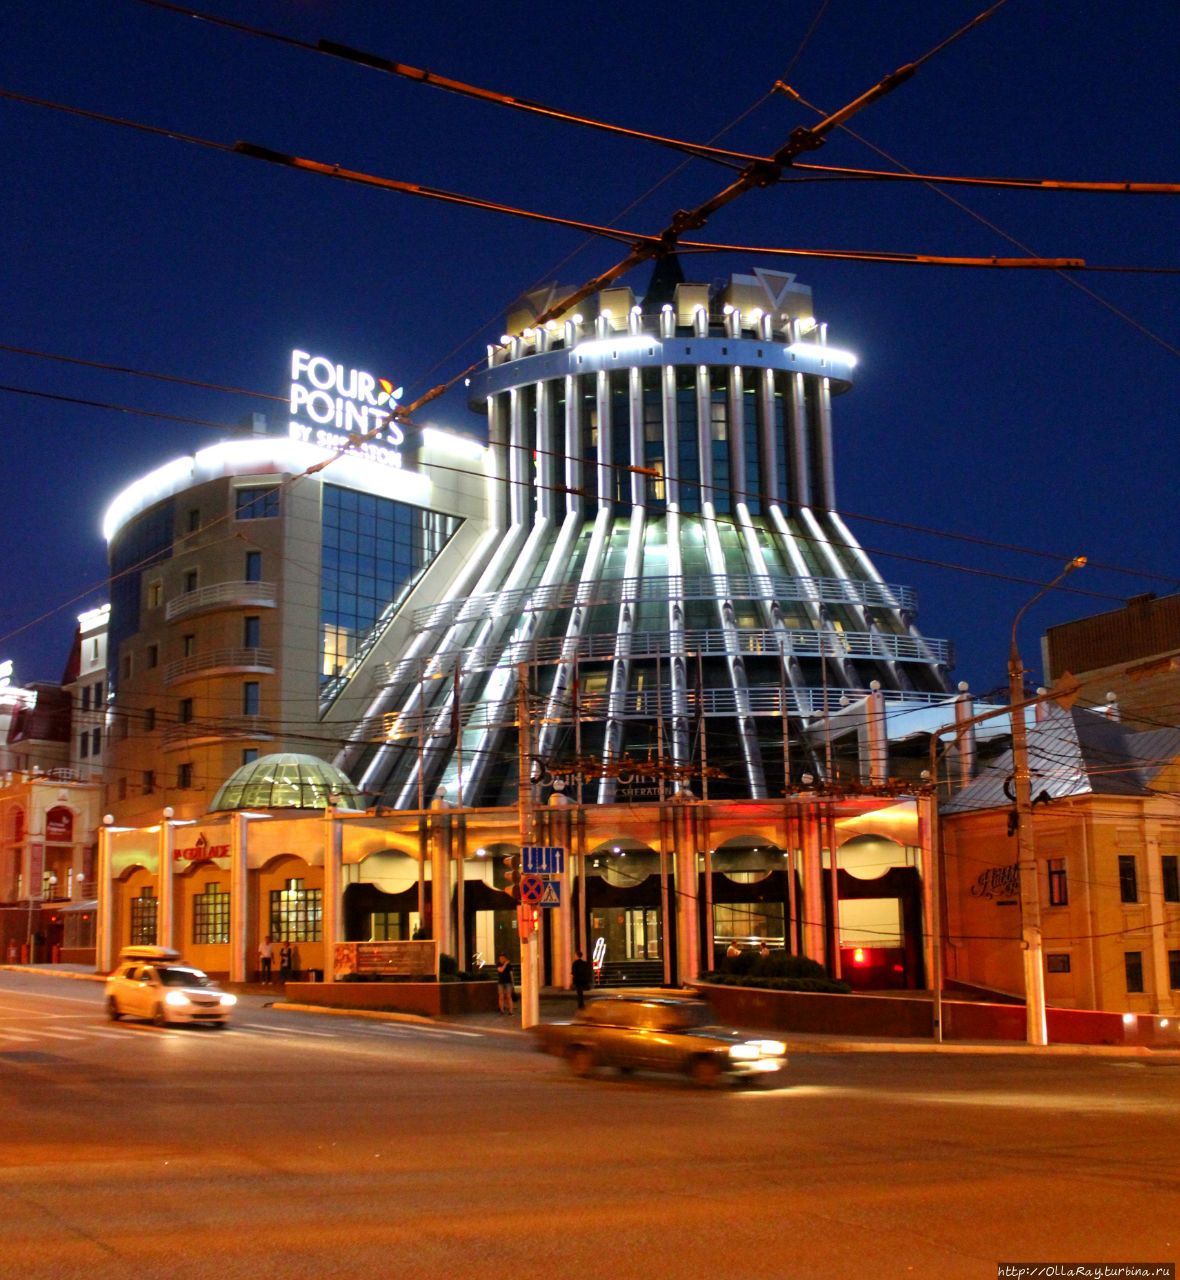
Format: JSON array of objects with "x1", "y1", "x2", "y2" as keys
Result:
[
  {"x1": 24, "y1": 1029, "x2": 86, "y2": 1041},
  {"x1": 0, "y1": 1029, "x2": 34, "y2": 1042},
  {"x1": 351, "y1": 1023, "x2": 483, "y2": 1040},
  {"x1": 238, "y1": 1022, "x2": 336, "y2": 1039}
]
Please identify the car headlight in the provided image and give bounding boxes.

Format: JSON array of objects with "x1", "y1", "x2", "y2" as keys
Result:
[
  {"x1": 219, "y1": 994, "x2": 237, "y2": 1007},
  {"x1": 164, "y1": 991, "x2": 191, "y2": 1008},
  {"x1": 728, "y1": 1043, "x2": 760, "y2": 1061},
  {"x1": 757, "y1": 1040, "x2": 786, "y2": 1057}
]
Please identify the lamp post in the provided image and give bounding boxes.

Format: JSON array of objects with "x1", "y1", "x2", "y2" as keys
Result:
[{"x1": 1008, "y1": 556, "x2": 1086, "y2": 1047}]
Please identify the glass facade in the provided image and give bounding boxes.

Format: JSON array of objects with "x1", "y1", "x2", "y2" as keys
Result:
[{"x1": 320, "y1": 484, "x2": 459, "y2": 684}]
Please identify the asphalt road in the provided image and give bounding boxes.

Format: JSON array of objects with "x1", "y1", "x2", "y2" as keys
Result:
[{"x1": 2, "y1": 971, "x2": 1177, "y2": 1280}]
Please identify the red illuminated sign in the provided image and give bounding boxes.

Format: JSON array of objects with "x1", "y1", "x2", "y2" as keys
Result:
[
  {"x1": 45, "y1": 806, "x2": 74, "y2": 842},
  {"x1": 174, "y1": 832, "x2": 230, "y2": 862}
]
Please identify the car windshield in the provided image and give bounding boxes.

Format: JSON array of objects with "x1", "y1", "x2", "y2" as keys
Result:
[{"x1": 157, "y1": 967, "x2": 213, "y2": 988}]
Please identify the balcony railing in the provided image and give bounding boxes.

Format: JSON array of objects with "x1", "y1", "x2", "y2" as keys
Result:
[
  {"x1": 161, "y1": 715, "x2": 274, "y2": 747},
  {"x1": 165, "y1": 648, "x2": 275, "y2": 686},
  {"x1": 410, "y1": 572, "x2": 916, "y2": 633},
  {"x1": 165, "y1": 581, "x2": 277, "y2": 622}
]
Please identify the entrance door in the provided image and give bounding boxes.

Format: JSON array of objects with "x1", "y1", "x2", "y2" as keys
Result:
[{"x1": 625, "y1": 907, "x2": 661, "y2": 960}]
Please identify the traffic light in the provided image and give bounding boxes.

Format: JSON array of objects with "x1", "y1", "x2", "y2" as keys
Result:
[{"x1": 503, "y1": 852, "x2": 521, "y2": 901}]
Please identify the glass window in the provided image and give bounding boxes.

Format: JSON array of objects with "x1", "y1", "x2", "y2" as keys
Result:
[
  {"x1": 184, "y1": 570, "x2": 198, "y2": 593},
  {"x1": 270, "y1": 878, "x2": 322, "y2": 942},
  {"x1": 1046, "y1": 953, "x2": 1071, "y2": 974},
  {"x1": 242, "y1": 682, "x2": 260, "y2": 716},
  {"x1": 81, "y1": 686, "x2": 91, "y2": 712},
  {"x1": 187, "y1": 508, "x2": 200, "y2": 532},
  {"x1": 147, "y1": 644, "x2": 159, "y2": 668},
  {"x1": 1170, "y1": 950, "x2": 1180, "y2": 990},
  {"x1": 91, "y1": 727, "x2": 101, "y2": 754},
  {"x1": 1118, "y1": 855, "x2": 1138, "y2": 904},
  {"x1": 130, "y1": 889, "x2": 157, "y2": 946},
  {"x1": 1162, "y1": 855, "x2": 1179, "y2": 904},
  {"x1": 144, "y1": 707, "x2": 155, "y2": 732},
  {"x1": 193, "y1": 884, "x2": 230, "y2": 945},
  {"x1": 370, "y1": 911, "x2": 404, "y2": 941},
  {"x1": 243, "y1": 616, "x2": 261, "y2": 648},
  {"x1": 236, "y1": 486, "x2": 281, "y2": 520},
  {"x1": 142, "y1": 770, "x2": 155, "y2": 795},
  {"x1": 182, "y1": 634, "x2": 195, "y2": 657},
  {"x1": 147, "y1": 580, "x2": 163, "y2": 609},
  {"x1": 1124, "y1": 951, "x2": 1144, "y2": 994},
  {"x1": 79, "y1": 732, "x2": 89, "y2": 759},
  {"x1": 179, "y1": 698, "x2": 193, "y2": 724},
  {"x1": 93, "y1": 680, "x2": 104, "y2": 705},
  {"x1": 245, "y1": 551, "x2": 262, "y2": 582},
  {"x1": 242, "y1": 748, "x2": 259, "y2": 766},
  {"x1": 177, "y1": 763, "x2": 193, "y2": 789}
]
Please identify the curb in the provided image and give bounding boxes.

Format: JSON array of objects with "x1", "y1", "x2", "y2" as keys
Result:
[
  {"x1": 274, "y1": 1001, "x2": 526, "y2": 1037},
  {"x1": 0, "y1": 964, "x2": 104, "y2": 982}
]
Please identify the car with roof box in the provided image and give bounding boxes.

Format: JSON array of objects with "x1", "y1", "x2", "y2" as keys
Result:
[{"x1": 105, "y1": 946, "x2": 237, "y2": 1028}]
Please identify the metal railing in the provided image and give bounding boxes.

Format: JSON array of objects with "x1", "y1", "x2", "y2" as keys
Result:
[
  {"x1": 410, "y1": 571, "x2": 915, "y2": 632},
  {"x1": 380, "y1": 627, "x2": 950, "y2": 685},
  {"x1": 164, "y1": 648, "x2": 275, "y2": 685},
  {"x1": 380, "y1": 684, "x2": 952, "y2": 739},
  {"x1": 161, "y1": 715, "x2": 274, "y2": 746},
  {"x1": 165, "y1": 581, "x2": 277, "y2": 621}
]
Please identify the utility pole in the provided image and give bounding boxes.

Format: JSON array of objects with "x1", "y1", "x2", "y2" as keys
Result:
[
  {"x1": 517, "y1": 663, "x2": 541, "y2": 1028},
  {"x1": 1008, "y1": 556, "x2": 1086, "y2": 1047}
]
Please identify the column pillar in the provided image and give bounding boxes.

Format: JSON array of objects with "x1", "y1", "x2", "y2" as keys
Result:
[
  {"x1": 156, "y1": 807, "x2": 175, "y2": 951},
  {"x1": 322, "y1": 806, "x2": 343, "y2": 983},
  {"x1": 96, "y1": 814, "x2": 114, "y2": 972},
  {"x1": 229, "y1": 813, "x2": 248, "y2": 984},
  {"x1": 673, "y1": 796, "x2": 700, "y2": 983},
  {"x1": 801, "y1": 801, "x2": 825, "y2": 963},
  {"x1": 429, "y1": 801, "x2": 453, "y2": 959}
]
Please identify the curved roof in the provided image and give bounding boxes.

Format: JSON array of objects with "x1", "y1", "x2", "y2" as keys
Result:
[{"x1": 208, "y1": 753, "x2": 365, "y2": 813}]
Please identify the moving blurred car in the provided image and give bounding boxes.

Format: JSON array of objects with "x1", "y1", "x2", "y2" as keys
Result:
[
  {"x1": 531, "y1": 995, "x2": 786, "y2": 1086},
  {"x1": 105, "y1": 946, "x2": 237, "y2": 1027}
]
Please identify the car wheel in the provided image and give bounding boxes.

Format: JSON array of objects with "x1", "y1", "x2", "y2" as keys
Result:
[
  {"x1": 152, "y1": 1004, "x2": 168, "y2": 1028},
  {"x1": 107, "y1": 997, "x2": 122, "y2": 1022},
  {"x1": 689, "y1": 1055, "x2": 723, "y2": 1088},
  {"x1": 568, "y1": 1045, "x2": 596, "y2": 1077}
]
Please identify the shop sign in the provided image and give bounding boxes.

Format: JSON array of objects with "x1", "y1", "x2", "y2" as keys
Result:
[
  {"x1": 45, "y1": 806, "x2": 74, "y2": 842},
  {"x1": 970, "y1": 863, "x2": 1020, "y2": 901},
  {"x1": 287, "y1": 348, "x2": 405, "y2": 469},
  {"x1": 174, "y1": 832, "x2": 230, "y2": 863}
]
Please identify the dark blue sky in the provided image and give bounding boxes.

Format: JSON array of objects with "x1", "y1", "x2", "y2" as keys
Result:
[{"x1": 3, "y1": 1, "x2": 1176, "y2": 695}]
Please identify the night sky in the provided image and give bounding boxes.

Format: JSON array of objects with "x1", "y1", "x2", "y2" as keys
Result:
[{"x1": 3, "y1": 1, "x2": 1176, "y2": 698}]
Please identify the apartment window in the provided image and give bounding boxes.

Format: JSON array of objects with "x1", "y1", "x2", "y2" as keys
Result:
[
  {"x1": 1124, "y1": 951, "x2": 1144, "y2": 994},
  {"x1": 118, "y1": 715, "x2": 130, "y2": 740},
  {"x1": 178, "y1": 698, "x2": 193, "y2": 724},
  {"x1": 182, "y1": 634, "x2": 196, "y2": 658},
  {"x1": 1162, "y1": 855, "x2": 1180, "y2": 904},
  {"x1": 93, "y1": 680, "x2": 104, "y2": 705},
  {"x1": 242, "y1": 682, "x2": 260, "y2": 716},
  {"x1": 1118, "y1": 854, "x2": 1139, "y2": 903},
  {"x1": 144, "y1": 707, "x2": 156, "y2": 732},
  {"x1": 117, "y1": 778, "x2": 127, "y2": 801},
  {"x1": 147, "y1": 580, "x2": 163, "y2": 609},
  {"x1": 245, "y1": 551, "x2": 262, "y2": 582},
  {"x1": 177, "y1": 763, "x2": 193, "y2": 789},
  {"x1": 91, "y1": 727, "x2": 101, "y2": 754},
  {"x1": 193, "y1": 884, "x2": 230, "y2": 945},
  {"x1": 143, "y1": 770, "x2": 155, "y2": 796},
  {"x1": 182, "y1": 572, "x2": 198, "y2": 596},
  {"x1": 187, "y1": 508, "x2": 200, "y2": 532},
  {"x1": 242, "y1": 748, "x2": 259, "y2": 766},
  {"x1": 146, "y1": 644, "x2": 159, "y2": 669},
  {"x1": 130, "y1": 889, "x2": 158, "y2": 946},
  {"x1": 79, "y1": 732, "x2": 89, "y2": 759},
  {"x1": 1170, "y1": 950, "x2": 1180, "y2": 990},
  {"x1": 235, "y1": 485, "x2": 281, "y2": 520},
  {"x1": 243, "y1": 615, "x2": 261, "y2": 648},
  {"x1": 122, "y1": 653, "x2": 132, "y2": 680},
  {"x1": 1046, "y1": 954, "x2": 1071, "y2": 974},
  {"x1": 81, "y1": 686, "x2": 91, "y2": 712},
  {"x1": 270, "y1": 878, "x2": 322, "y2": 942}
]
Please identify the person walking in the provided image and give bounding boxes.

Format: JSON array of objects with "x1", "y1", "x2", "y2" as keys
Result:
[
  {"x1": 496, "y1": 953, "x2": 515, "y2": 1015},
  {"x1": 258, "y1": 935, "x2": 274, "y2": 984},
  {"x1": 571, "y1": 949, "x2": 593, "y2": 1009}
]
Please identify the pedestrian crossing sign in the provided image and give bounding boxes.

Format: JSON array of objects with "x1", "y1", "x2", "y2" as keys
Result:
[{"x1": 540, "y1": 880, "x2": 561, "y2": 908}]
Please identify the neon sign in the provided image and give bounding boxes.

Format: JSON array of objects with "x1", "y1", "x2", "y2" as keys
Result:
[{"x1": 287, "y1": 349, "x2": 405, "y2": 469}]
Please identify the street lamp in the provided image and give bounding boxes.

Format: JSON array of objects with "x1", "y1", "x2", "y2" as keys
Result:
[{"x1": 1009, "y1": 555, "x2": 1086, "y2": 1047}]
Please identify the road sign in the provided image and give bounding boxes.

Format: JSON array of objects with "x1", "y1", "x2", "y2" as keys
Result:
[
  {"x1": 520, "y1": 874, "x2": 545, "y2": 905},
  {"x1": 522, "y1": 845, "x2": 565, "y2": 875},
  {"x1": 539, "y1": 880, "x2": 561, "y2": 908}
]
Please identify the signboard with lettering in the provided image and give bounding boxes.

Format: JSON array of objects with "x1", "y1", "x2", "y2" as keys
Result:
[
  {"x1": 173, "y1": 832, "x2": 231, "y2": 864},
  {"x1": 334, "y1": 941, "x2": 438, "y2": 979},
  {"x1": 970, "y1": 863, "x2": 1020, "y2": 902},
  {"x1": 287, "y1": 349, "x2": 405, "y2": 469},
  {"x1": 45, "y1": 806, "x2": 74, "y2": 842}
]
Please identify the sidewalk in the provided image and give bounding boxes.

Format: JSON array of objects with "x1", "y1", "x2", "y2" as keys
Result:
[{"x1": 7, "y1": 964, "x2": 1180, "y2": 1058}]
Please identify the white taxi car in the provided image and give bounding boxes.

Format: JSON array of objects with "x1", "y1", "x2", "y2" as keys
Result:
[{"x1": 105, "y1": 946, "x2": 237, "y2": 1028}]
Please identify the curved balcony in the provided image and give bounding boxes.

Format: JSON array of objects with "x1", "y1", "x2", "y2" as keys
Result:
[
  {"x1": 164, "y1": 648, "x2": 276, "y2": 688},
  {"x1": 410, "y1": 572, "x2": 917, "y2": 632},
  {"x1": 165, "y1": 581, "x2": 277, "y2": 622},
  {"x1": 161, "y1": 716, "x2": 274, "y2": 749},
  {"x1": 381, "y1": 627, "x2": 951, "y2": 685}
]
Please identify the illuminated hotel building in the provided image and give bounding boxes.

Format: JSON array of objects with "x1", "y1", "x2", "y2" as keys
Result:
[{"x1": 96, "y1": 267, "x2": 964, "y2": 990}]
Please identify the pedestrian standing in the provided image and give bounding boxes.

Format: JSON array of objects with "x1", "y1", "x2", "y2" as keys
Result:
[
  {"x1": 496, "y1": 953, "x2": 515, "y2": 1014},
  {"x1": 258, "y1": 935, "x2": 274, "y2": 984},
  {"x1": 279, "y1": 941, "x2": 294, "y2": 982},
  {"x1": 571, "y1": 949, "x2": 593, "y2": 1009}
]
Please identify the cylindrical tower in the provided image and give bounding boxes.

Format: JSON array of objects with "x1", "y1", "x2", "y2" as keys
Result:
[{"x1": 351, "y1": 263, "x2": 954, "y2": 808}]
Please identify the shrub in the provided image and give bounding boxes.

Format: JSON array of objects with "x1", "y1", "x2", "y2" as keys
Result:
[{"x1": 439, "y1": 953, "x2": 459, "y2": 978}]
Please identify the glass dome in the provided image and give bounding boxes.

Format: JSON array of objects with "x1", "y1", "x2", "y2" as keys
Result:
[{"x1": 208, "y1": 753, "x2": 365, "y2": 813}]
